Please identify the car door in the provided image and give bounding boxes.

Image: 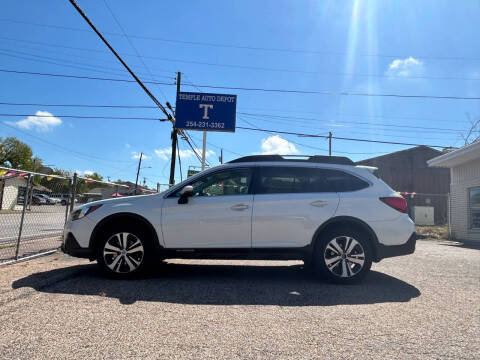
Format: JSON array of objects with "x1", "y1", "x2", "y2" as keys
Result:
[
  {"x1": 162, "y1": 167, "x2": 254, "y2": 248},
  {"x1": 252, "y1": 166, "x2": 340, "y2": 248}
]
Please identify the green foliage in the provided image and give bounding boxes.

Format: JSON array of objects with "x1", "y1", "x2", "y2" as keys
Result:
[{"x1": 0, "y1": 137, "x2": 36, "y2": 170}]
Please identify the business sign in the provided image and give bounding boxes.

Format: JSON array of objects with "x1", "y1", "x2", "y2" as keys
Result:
[{"x1": 175, "y1": 91, "x2": 236, "y2": 132}]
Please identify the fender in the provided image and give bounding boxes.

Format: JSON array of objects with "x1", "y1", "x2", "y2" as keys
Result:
[
  {"x1": 311, "y1": 216, "x2": 380, "y2": 261},
  {"x1": 89, "y1": 212, "x2": 163, "y2": 254}
]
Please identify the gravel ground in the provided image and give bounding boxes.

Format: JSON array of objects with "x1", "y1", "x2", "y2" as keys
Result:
[{"x1": 0, "y1": 240, "x2": 478, "y2": 359}]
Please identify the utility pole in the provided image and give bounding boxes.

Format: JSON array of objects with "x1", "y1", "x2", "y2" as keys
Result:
[
  {"x1": 169, "y1": 71, "x2": 181, "y2": 186},
  {"x1": 134, "y1": 152, "x2": 143, "y2": 195},
  {"x1": 219, "y1": 148, "x2": 223, "y2": 164},
  {"x1": 328, "y1": 131, "x2": 332, "y2": 156},
  {"x1": 201, "y1": 131, "x2": 207, "y2": 171}
]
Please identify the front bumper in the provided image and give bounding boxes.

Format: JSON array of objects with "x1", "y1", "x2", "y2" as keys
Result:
[
  {"x1": 376, "y1": 232, "x2": 417, "y2": 261},
  {"x1": 62, "y1": 233, "x2": 93, "y2": 259}
]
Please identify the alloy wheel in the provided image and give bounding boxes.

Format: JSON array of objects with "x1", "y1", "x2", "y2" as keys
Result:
[
  {"x1": 323, "y1": 236, "x2": 365, "y2": 278},
  {"x1": 103, "y1": 232, "x2": 144, "y2": 273}
]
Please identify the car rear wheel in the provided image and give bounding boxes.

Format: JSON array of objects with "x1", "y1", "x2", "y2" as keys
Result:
[
  {"x1": 95, "y1": 225, "x2": 152, "y2": 278},
  {"x1": 313, "y1": 227, "x2": 372, "y2": 284}
]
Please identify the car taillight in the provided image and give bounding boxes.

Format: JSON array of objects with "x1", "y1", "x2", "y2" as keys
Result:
[{"x1": 380, "y1": 197, "x2": 407, "y2": 213}]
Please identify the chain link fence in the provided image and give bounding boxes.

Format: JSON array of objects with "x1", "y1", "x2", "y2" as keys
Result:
[{"x1": 0, "y1": 166, "x2": 157, "y2": 264}]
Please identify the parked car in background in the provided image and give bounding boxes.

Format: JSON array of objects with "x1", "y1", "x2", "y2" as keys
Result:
[
  {"x1": 51, "y1": 193, "x2": 75, "y2": 206},
  {"x1": 31, "y1": 194, "x2": 47, "y2": 205},
  {"x1": 36, "y1": 194, "x2": 58, "y2": 205},
  {"x1": 62, "y1": 155, "x2": 416, "y2": 284}
]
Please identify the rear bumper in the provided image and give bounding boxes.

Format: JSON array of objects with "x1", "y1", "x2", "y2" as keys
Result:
[
  {"x1": 376, "y1": 232, "x2": 417, "y2": 261},
  {"x1": 61, "y1": 233, "x2": 93, "y2": 259}
]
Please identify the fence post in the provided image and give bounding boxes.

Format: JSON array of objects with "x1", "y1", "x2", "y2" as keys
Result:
[
  {"x1": 15, "y1": 173, "x2": 31, "y2": 260},
  {"x1": 62, "y1": 177, "x2": 73, "y2": 245},
  {"x1": 70, "y1": 173, "x2": 78, "y2": 213}
]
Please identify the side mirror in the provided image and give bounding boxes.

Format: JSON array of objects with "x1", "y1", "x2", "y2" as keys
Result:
[{"x1": 178, "y1": 185, "x2": 194, "y2": 204}]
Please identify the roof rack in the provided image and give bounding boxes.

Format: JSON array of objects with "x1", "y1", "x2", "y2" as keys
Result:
[{"x1": 228, "y1": 155, "x2": 354, "y2": 165}]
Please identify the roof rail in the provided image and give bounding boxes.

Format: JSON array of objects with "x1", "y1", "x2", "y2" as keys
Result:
[{"x1": 228, "y1": 155, "x2": 354, "y2": 165}]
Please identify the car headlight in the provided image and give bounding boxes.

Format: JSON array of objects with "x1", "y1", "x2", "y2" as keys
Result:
[{"x1": 71, "y1": 204, "x2": 102, "y2": 221}]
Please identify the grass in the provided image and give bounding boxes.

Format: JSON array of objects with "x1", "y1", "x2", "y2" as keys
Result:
[{"x1": 416, "y1": 225, "x2": 449, "y2": 240}]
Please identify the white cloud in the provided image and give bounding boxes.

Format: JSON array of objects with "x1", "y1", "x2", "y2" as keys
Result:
[
  {"x1": 260, "y1": 135, "x2": 298, "y2": 155},
  {"x1": 125, "y1": 143, "x2": 131, "y2": 149},
  {"x1": 9, "y1": 111, "x2": 62, "y2": 132},
  {"x1": 75, "y1": 170, "x2": 94, "y2": 176},
  {"x1": 386, "y1": 57, "x2": 423, "y2": 77},
  {"x1": 154, "y1": 147, "x2": 215, "y2": 161},
  {"x1": 131, "y1": 152, "x2": 149, "y2": 160}
]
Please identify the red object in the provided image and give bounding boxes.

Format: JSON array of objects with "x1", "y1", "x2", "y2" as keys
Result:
[
  {"x1": 110, "y1": 192, "x2": 123, "y2": 197},
  {"x1": 380, "y1": 197, "x2": 407, "y2": 213}
]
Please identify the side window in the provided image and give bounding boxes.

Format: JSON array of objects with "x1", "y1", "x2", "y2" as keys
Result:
[
  {"x1": 257, "y1": 167, "x2": 369, "y2": 194},
  {"x1": 173, "y1": 168, "x2": 252, "y2": 197},
  {"x1": 324, "y1": 170, "x2": 370, "y2": 192}
]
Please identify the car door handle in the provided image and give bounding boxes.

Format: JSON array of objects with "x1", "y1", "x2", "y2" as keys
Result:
[
  {"x1": 231, "y1": 203, "x2": 249, "y2": 211},
  {"x1": 310, "y1": 200, "x2": 328, "y2": 207}
]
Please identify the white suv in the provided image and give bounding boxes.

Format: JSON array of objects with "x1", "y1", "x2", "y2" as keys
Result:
[{"x1": 62, "y1": 155, "x2": 416, "y2": 284}]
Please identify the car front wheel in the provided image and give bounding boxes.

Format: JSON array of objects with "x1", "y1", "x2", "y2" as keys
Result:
[
  {"x1": 314, "y1": 228, "x2": 372, "y2": 284},
  {"x1": 95, "y1": 226, "x2": 151, "y2": 278}
]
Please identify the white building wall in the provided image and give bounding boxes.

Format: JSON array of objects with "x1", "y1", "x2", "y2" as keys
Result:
[
  {"x1": 450, "y1": 158, "x2": 480, "y2": 241},
  {"x1": 1, "y1": 178, "x2": 26, "y2": 211}
]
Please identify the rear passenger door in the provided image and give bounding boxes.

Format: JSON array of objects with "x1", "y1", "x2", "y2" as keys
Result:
[{"x1": 251, "y1": 166, "x2": 340, "y2": 248}]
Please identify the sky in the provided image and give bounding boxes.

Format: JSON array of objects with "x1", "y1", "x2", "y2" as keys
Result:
[{"x1": 0, "y1": 0, "x2": 479, "y2": 189}]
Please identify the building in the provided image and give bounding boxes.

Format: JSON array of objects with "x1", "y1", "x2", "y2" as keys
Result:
[
  {"x1": 428, "y1": 141, "x2": 480, "y2": 241},
  {"x1": 0, "y1": 171, "x2": 29, "y2": 210},
  {"x1": 357, "y1": 146, "x2": 451, "y2": 224}
]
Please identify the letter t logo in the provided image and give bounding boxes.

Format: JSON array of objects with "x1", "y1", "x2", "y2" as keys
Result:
[{"x1": 199, "y1": 104, "x2": 214, "y2": 120}]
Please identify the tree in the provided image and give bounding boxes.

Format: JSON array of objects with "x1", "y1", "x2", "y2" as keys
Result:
[
  {"x1": 461, "y1": 114, "x2": 480, "y2": 146},
  {"x1": 0, "y1": 137, "x2": 36, "y2": 170}
]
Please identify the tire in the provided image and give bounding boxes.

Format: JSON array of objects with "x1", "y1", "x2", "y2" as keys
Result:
[
  {"x1": 95, "y1": 224, "x2": 153, "y2": 279},
  {"x1": 61, "y1": 200, "x2": 66, "y2": 206},
  {"x1": 313, "y1": 227, "x2": 372, "y2": 284}
]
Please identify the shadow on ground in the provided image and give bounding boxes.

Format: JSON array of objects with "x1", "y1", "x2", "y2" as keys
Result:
[
  {"x1": 439, "y1": 239, "x2": 480, "y2": 251},
  {"x1": 13, "y1": 262, "x2": 420, "y2": 306}
]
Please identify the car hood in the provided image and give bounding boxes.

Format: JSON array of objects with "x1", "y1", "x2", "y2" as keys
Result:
[{"x1": 74, "y1": 192, "x2": 165, "y2": 210}]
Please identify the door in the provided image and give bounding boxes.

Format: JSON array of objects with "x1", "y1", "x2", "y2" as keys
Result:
[
  {"x1": 252, "y1": 166, "x2": 340, "y2": 248},
  {"x1": 162, "y1": 167, "x2": 254, "y2": 248}
]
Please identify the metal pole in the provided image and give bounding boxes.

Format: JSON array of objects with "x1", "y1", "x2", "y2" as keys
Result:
[
  {"x1": 63, "y1": 177, "x2": 72, "y2": 240},
  {"x1": 15, "y1": 174, "x2": 31, "y2": 260},
  {"x1": 134, "y1": 152, "x2": 143, "y2": 195},
  {"x1": 328, "y1": 132, "x2": 332, "y2": 156},
  {"x1": 220, "y1": 148, "x2": 223, "y2": 164},
  {"x1": 70, "y1": 173, "x2": 77, "y2": 213},
  {"x1": 169, "y1": 71, "x2": 181, "y2": 186},
  {"x1": 201, "y1": 131, "x2": 207, "y2": 171}
]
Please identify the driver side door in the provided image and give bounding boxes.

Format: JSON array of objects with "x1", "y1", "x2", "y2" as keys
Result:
[{"x1": 161, "y1": 167, "x2": 254, "y2": 248}]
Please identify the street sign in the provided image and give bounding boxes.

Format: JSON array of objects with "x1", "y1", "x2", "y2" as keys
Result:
[{"x1": 175, "y1": 91, "x2": 236, "y2": 132}]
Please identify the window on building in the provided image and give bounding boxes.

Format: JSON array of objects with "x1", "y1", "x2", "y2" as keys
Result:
[{"x1": 469, "y1": 187, "x2": 480, "y2": 230}]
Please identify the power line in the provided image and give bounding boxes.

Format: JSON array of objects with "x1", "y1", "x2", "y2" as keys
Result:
[
  {"x1": 2, "y1": 66, "x2": 480, "y2": 101},
  {"x1": 0, "y1": 100, "x2": 470, "y2": 126},
  {"x1": 235, "y1": 126, "x2": 451, "y2": 149},
  {"x1": 5, "y1": 35, "x2": 480, "y2": 82},
  {"x1": 0, "y1": 111, "x2": 468, "y2": 136},
  {"x1": 183, "y1": 82, "x2": 480, "y2": 101},
  {"x1": 0, "y1": 68, "x2": 174, "y2": 85},
  {"x1": 102, "y1": 0, "x2": 169, "y2": 102},
  {"x1": 0, "y1": 113, "x2": 162, "y2": 121},
  {"x1": 239, "y1": 112, "x2": 467, "y2": 133},
  {"x1": 0, "y1": 121, "x2": 134, "y2": 165},
  {"x1": 2, "y1": 18, "x2": 480, "y2": 62},
  {"x1": 68, "y1": 0, "x2": 171, "y2": 119}
]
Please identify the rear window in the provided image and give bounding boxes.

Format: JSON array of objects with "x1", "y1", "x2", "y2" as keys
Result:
[{"x1": 256, "y1": 167, "x2": 369, "y2": 194}]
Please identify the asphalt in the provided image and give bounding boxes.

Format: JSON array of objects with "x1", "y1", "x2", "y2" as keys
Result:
[{"x1": 0, "y1": 240, "x2": 478, "y2": 359}]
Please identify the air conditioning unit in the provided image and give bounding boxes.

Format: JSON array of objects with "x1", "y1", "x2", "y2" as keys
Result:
[{"x1": 413, "y1": 206, "x2": 434, "y2": 225}]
